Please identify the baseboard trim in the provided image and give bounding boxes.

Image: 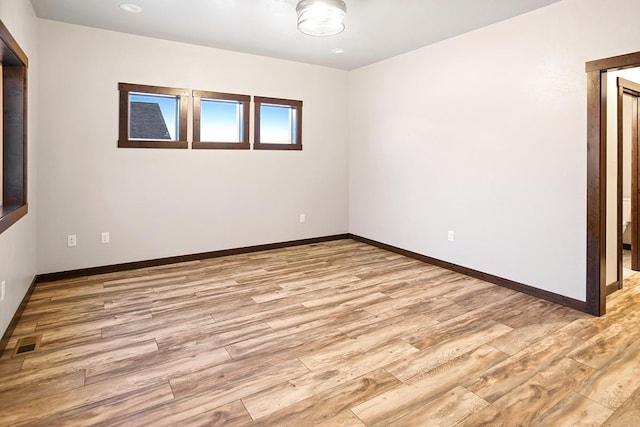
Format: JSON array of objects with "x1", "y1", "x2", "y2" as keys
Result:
[
  {"x1": 27, "y1": 231, "x2": 588, "y2": 336},
  {"x1": 0, "y1": 276, "x2": 38, "y2": 356},
  {"x1": 36, "y1": 234, "x2": 351, "y2": 283},
  {"x1": 349, "y1": 234, "x2": 588, "y2": 313},
  {"x1": 606, "y1": 281, "x2": 620, "y2": 296}
]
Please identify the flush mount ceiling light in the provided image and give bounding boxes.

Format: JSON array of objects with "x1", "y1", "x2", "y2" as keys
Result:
[
  {"x1": 296, "y1": 0, "x2": 347, "y2": 37},
  {"x1": 120, "y1": 3, "x2": 142, "y2": 13}
]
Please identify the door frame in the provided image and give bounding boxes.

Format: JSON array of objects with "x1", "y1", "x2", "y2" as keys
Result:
[
  {"x1": 586, "y1": 51, "x2": 640, "y2": 316},
  {"x1": 615, "y1": 78, "x2": 640, "y2": 293}
]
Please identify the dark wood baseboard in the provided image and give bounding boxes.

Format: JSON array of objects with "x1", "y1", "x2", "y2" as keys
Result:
[
  {"x1": 349, "y1": 234, "x2": 588, "y2": 314},
  {"x1": 36, "y1": 232, "x2": 590, "y2": 314},
  {"x1": 0, "y1": 276, "x2": 38, "y2": 356},
  {"x1": 3, "y1": 231, "x2": 589, "y2": 356},
  {"x1": 606, "y1": 280, "x2": 621, "y2": 296},
  {"x1": 36, "y1": 234, "x2": 351, "y2": 283}
]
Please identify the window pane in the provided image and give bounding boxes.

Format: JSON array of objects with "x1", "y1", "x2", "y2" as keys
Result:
[
  {"x1": 129, "y1": 93, "x2": 178, "y2": 140},
  {"x1": 201, "y1": 99, "x2": 242, "y2": 142},
  {"x1": 260, "y1": 104, "x2": 295, "y2": 144}
]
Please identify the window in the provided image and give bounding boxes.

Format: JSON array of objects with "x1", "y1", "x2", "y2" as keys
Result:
[
  {"x1": 192, "y1": 90, "x2": 250, "y2": 150},
  {"x1": 118, "y1": 83, "x2": 188, "y2": 149},
  {"x1": 254, "y1": 96, "x2": 303, "y2": 150},
  {"x1": 0, "y1": 19, "x2": 28, "y2": 236}
]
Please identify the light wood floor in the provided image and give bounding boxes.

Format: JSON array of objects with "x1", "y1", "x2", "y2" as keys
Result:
[{"x1": 1, "y1": 239, "x2": 639, "y2": 426}]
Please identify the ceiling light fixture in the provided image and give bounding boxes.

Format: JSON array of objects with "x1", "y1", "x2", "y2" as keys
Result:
[
  {"x1": 296, "y1": 0, "x2": 347, "y2": 37},
  {"x1": 119, "y1": 3, "x2": 142, "y2": 13}
]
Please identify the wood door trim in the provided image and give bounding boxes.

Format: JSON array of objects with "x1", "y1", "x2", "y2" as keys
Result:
[
  {"x1": 586, "y1": 69, "x2": 607, "y2": 316},
  {"x1": 625, "y1": 84, "x2": 640, "y2": 272},
  {"x1": 633, "y1": 96, "x2": 640, "y2": 269},
  {"x1": 619, "y1": 77, "x2": 640, "y2": 95},
  {"x1": 587, "y1": 52, "x2": 640, "y2": 73},
  {"x1": 617, "y1": 80, "x2": 624, "y2": 287},
  {"x1": 586, "y1": 52, "x2": 640, "y2": 316},
  {"x1": 615, "y1": 79, "x2": 640, "y2": 289}
]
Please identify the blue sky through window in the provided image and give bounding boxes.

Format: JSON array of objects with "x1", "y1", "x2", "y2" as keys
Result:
[
  {"x1": 130, "y1": 93, "x2": 178, "y2": 140},
  {"x1": 201, "y1": 99, "x2": 241, "y2": 142},
  {"x1": 261, "y1": 104, "x2": 295, "y2": 144}
]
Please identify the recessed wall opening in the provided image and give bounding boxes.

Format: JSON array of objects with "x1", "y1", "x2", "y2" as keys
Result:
[
  {"x1": 606, "y1": 71, "x2": 640, "y2": 298},
  {"x1": 586, "y1": 51, "x2": 640, "y2": 316}
]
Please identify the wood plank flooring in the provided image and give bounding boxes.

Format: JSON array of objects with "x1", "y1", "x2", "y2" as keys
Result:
[{"x1": 1, "y1": 239, "x2": 639, "y2": 426}]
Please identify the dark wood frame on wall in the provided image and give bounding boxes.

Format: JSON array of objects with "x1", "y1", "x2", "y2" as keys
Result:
[
  {"x1": 254, "y1": 96, "x2": 303, "y2": 151},
  {"x1": 586, "y1": 51, "x2": 640, "y2": 316},
  {"x1": 0, "y1": 19, "x2": 29, "y2": 235},
  {"x1": 118, "y1": 83, "x2": 189, "y2": 149},
  {"x1": 192, "y1": 90, "x2": 250, "y2": 150}
]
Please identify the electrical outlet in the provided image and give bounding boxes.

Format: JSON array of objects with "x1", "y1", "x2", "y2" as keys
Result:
[
  {"x1": 101, "y1": 232, "x2": 110, "y2": 244},
  {"x1": 448, "y1": 230, "x2": 454, "y2": 242},
  {"x1": 67, "y1": 234, "x2": 77, "y2": 247},
  {"x1": 1, "y1": 281, "x2": 5, "y2": 302},
  {"x1": 299, "y1": 214, "x2": 306, "y2": 223}
]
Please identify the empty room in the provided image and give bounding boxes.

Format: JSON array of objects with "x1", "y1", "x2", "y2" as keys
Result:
[{"x1": 1, "y1": 0, "x2": 640, "y2": 425}]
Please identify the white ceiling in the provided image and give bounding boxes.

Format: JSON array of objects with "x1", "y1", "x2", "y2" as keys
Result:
[{"x1": 29, "y1": 0, "x2": 562, "y2": 70}]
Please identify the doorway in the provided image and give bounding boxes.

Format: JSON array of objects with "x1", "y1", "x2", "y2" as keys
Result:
[
  {"x1": 614, "y1": 77, "x2": 640, "y2": 294},
  {"x1": 586, "y1": 51, "x2": 640, "y2": 316}
]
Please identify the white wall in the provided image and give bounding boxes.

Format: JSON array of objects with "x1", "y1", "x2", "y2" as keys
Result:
[
  {"x1": 0, "y1": 0, "x2": 38, "y2": 338},
  {"x1": 349, "y1": 0, "x2": 640, "y2": 301},
  {"x1": 606, "y1": 68, "x2": 640, "y2": 280},
  {"x1": 36, "y1": 20, "x2": 349, "y2": 274}
]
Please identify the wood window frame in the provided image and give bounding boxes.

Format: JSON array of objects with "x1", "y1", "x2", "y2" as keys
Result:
[
  {"x1": 192, "y1": 90, "x2": 250, "y2": 150},
  {"x1": 0, "y1": 19, "x2": 28, "y2": 236},
  {"x1": 254, "y1": 96, "x2": 303, "y2": 151},
  {"x1": 118, "y1": 83, "x2": 189, "y2": 149}
]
